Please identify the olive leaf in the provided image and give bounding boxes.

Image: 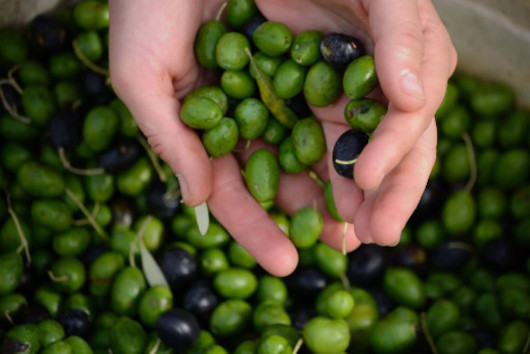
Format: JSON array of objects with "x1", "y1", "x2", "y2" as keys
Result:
[
  {"x1": 195, "y1": 201, "x2": 210, "y2": 236},
  {"x1": 140, "y1": 240, "x2": 169, "y2": 288},
  {"x1": 245, "y1": 48, "x2": 298, "y2": 129}
]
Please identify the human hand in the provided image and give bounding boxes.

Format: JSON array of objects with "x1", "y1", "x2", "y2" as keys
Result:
[{"x1": 109, "y1": 0, "x2": 457, "y2": 276}]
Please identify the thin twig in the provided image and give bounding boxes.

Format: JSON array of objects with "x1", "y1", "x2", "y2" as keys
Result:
[
  {"x1": 58, "y1": 147, "x2": 105, "y2": 175},
  {"x1": 462, "y1": 132, "x2": 477, "y2": 193},
  {"x1": 3, "y1": 310, "x2": 13, "y2": 325},
  {"x1": 339, "y1": 273, "x2": 351, "y2": 292},
  {"x1": 292, "y1": 338, "x2": 303, "y2": 354},
  {"x1": 72, "y1": 202, "x2": 100, "y2": 226},
  {"x1": 65, "y1": 188, "x2": 108, "y2": 243},
  {"x1": 48, "y1": 270, "x2": 69, "y2": 282},
  {"x1": 215, "y1": 2, "x2": 228, "y2": 21},
  {"x1": 129, "y1": 216, "x2": 152, "y2": 268},
  {"x1": 420, "y1": 312, "x2": 439, "y2": 354},
  {"x1": 0, "y1": 79, "x2": 31, "y2": 124},
  {"x1": 137, "y1": 135, "x2": 167, "y2": 182},
  {"x1": 7, "y1": 64, "x2": 23, "y2": 94},
  {"x1": 308, "y1": 170, "x2": 325, "y2": 188},
  {"x1": 341, "y1": 222, "x2": 348, "y2": 256},
  {"x1": 147, "y1": 338, "x2": 161, "y2": 354},
  {"x1": 72, "y1": 40, "x2": 110, "y2": 77},
  {"x1": 8, "y1": 208, "x2": 31, "y2": 266}
]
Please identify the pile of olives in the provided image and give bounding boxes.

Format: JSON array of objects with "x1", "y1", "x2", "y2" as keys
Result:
[{"x1": 0, "y1": 0, "x2": 528, "y2": 353}]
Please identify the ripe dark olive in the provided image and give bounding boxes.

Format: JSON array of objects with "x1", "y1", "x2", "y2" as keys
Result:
[
  {"x1": 14, "y1": 305, "x2": 50, "y2": 325},
  {"x1": 285, "y1": 268, "x2": 328, "y2": 299},
  {"x1": 111, "y1": 197, "x2": 135, "y2": 228},
  {"x1": 389, "y1": 245, "x2": 428, "y2": 276},
  {"x1": 482, "y1": 238, "x2": 522, "y2": 272},
  {"x1": 146, "y1": 181, "x2": 181, "y2": 220},
  {"x1": 157, "y1": 247, "x2": 198, "y2": 294},
  {"x1": 347, "y1": 244, "x2": 386, "y2": 286},
  {"x1": 0, "y1": 84, "x2": 23, "y2": 115},
  {"x1": 285, "y1": 92, "x2": 312, "y2": 118},
  {"x1": 367, "y1": 287, "x2": 396, "y2": 316},
  {"x1": 28, "y1": 15, "x2": 68, "y2": 52},
  {"x1": 18, "y1": 269, "x2": 40, "y2": 299},
  {"x1": 469, "y1": 328, "x2": 497, "y2": 349},
  {"x1": 156, "y1": 308, "x2": 200, "y2": 352},
  {"x1": 98, "y1": 139, "x2": 141, "y2": 173},
  {"x1": 82, "y1": 70, "x2": 113, "y2": 104},
  {"x1": 59, "y1": 309, "x2": 92, "y2": 339},
  {"x1": 320, "y1": 33, "x2": 363, "y2": 68},
  {"x1": 183, "y1": 280, "x2": 218, "y2": 324},
  {"x1": 332, "y1": 129, "x2": 368, "y2": 179},
  {"x1": 430, "y1": 241, "x2": 473, "y2": 271},
  {"x1": 291, "y1": 305, "x2": 317, "y2": 330},
  {"x1": 409, "y1": 180, "x2": 445, "y2": 225},
  {"x1": 49, "y1": 111, "x2": 83, "y2": 150},
  {"x1": 241, "y1": 14, "x2": 267, "y2": 41},
  {"x1": 80, "y1": 245, "x2": 109, "y2": 266}
]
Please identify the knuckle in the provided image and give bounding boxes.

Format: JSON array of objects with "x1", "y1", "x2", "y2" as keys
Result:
[{"x1": 393, "y1": 24, "x2": 425, "y2": 62}]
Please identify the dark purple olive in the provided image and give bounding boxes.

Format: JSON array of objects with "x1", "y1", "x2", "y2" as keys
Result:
[
  {"x1": 28, "y1": 14, "x2": 68, "y2": 52},
  {"x1": 156, "y1": 309, "x2": 200, "y2": 352},
  {"x1": 17, "y1": 269, "x2": 39, "y2": 299},
  {"x1": 80, "y1": 245, "x2": 109, "y2": 266},
  {"x1": 469, "y1": 328, "x2": 497, "y2": 349},
  {"x1": 285, "y1": 268, "x2": 328, "y2": 299},
  {"x1": 347, "y1": 244, "x2": 386, "y2": 285},
  {"x1": 285, "y1": 92, "x2": 312, "y2": 118},
  {"x1": 482, "y1": 238, "x2": 522, "y2": 272},
  {"x1": 332, "y1": 129, "x2": 369, "y2": 179},
  {"x1": 82, "y1": 70, "x2": 113, "y2": 104},
  {"x1": 59, "y1": 309, "x2": 92, "y2": 338},
  {"x1": 146, "y1": 182, "x2": 181, "y2": 220},
  {"x1": 98, "y1": 139, "x2": 141, "y2": 173},
  {"x1": 49, "y1": 111, "x2": 83, "y2": 150},
  {"x1": 157, "y1": 248, "x2": 198, "y2": 293},
  {"x1": 0, "y1": 84, "x2": 23, "y2": 115},
  {"x1": 320, "y1": 33, "x2": 363, "y2": 68},
  {"x1": 111, "y1": 197, "x2": 135, "y2": 228},
  {"x1": 241, "y1": 14, "x2": 267, "y2": 41},
  {"x1": 389, "y1": 245, "x2": 428, "y2": 276},
  {"x1": 14, "y1": 305, "x2": 50, "y2": 325},
  {"x1": 430, "y1": 241, "x2": 473, "y2": 271},
  {"x1": 291, "y1": 305, "x2": 317, "y2": 331},
  {"x1": 409, "y1": 180, "x2": 445, "y2": 225},
  {"x1": 183, "y1": 280, "x2": 218, "y2": 324},
  {"x1": 367, "y1": 287, "x2": 396, "y2": 316}
]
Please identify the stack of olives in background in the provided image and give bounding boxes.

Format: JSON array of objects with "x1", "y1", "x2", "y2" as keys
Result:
[{"x1": 0, "y1": 0, "x2": 529, "y2": 353}]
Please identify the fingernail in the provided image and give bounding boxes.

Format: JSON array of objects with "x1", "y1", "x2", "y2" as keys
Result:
[
  {"x1": 400, "y1": 69, "x2": 425, "y2": 100},
  {"x1": 176, "y1": 174, "x2": 189, "y2": 202}
]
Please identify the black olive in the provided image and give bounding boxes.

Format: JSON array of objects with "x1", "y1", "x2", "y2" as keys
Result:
[
  {"x1": 17, "y1": 269, "x2": 40, "y2": 299},
  {"x1": 156, "y1": 308, "x2": 200, "y2": 352},
  {"x1": 80, "y1": 245, "x2": 109, "y2": 266},
  {"x1": 0, "y1": 84, "x2": 23, "y2": 115},
  {"x1": 82, "y1": 70, "x2": 113, "y2": 105},
  {"x1": 482, "y1": 238, "x2": 522, "y2": 272},
  {"x1": 146, "y1": 181, "x2": 181, "y2": 220},
  {"x1": 285, "y1": 92, "x2": 312, "y2": 118},
  {"x1": 430, "y1": 241, "x2": 473, "y2": 272},
  {"x1": 28, "y1": 15, "x2": 68, "y2": 53},
  {"x1": 389, "y1": 245, "x2": 428, "y2": 276},
  {"x1": 182, "y1": 280, "x2": 218, "y2": 324},
  {"x1": 13, "y1": 305, "x2": 50, "y2": 325},
  {"x1": 409, "y1": 180, "x2": 445, "y2": 225},
  {"x1": 49, "y1": 111, "x2": 83, "y2": 150},
  {"x1": 469, "y1": 328, "x2": 497, "y2": 349},
  {"x1": 290, "y1": 305, "x2": 317, "y2": 331},
  {"x1": 157, "y1": 248, "x2": 198, "y2": 294},
  {"x1": 59, "y1": 309, "x2": 92, "y2": 339},
  {"x1": 320, "y1": 33, "x2": 363, "y2": 68},
  {"x1": 367, "y1": 287, "x2": 396, "y2": 316},
  {"x1": 332, "y1": 129, "x2": 368, "y2": 179},
  {"x1": 347, "y1": 244, "x2": 386, "y2": 286},
  {"x1": 241, "y1": 14, "x2": 267, "y2": 41},
  {"x1": 98, "y1": 139, "x2": 141, "y2": 173},
  {"x1": 111, "y1": 197, "x2": 135, "y2": 228},
  {"x1": 285, "y1": 268, "x2": 328, "y2": 299}
]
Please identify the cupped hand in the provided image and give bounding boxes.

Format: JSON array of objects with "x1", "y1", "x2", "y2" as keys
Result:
[{"x1": 109, "y1": 0, "x2": 457, "y2": 277}]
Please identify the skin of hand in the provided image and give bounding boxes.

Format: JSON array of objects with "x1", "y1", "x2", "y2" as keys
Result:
[{"x1": 109, "y1": 0, "x2": 457, "y2": 276}]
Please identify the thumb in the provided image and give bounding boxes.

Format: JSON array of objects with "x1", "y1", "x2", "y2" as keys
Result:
[{"x1": 364, "y1": 0, "x2": 426, "y2": 112}]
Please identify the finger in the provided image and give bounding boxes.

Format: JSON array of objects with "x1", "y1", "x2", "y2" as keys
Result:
[
  {"x1": 363, "y1": 0, "x2": 426, "y2": 111},
  {"x1": 354, "y1": 10, "x2": 453, "y2": 191},
  {"x1": 208, "y1": 155, "x2": 298, "y2": 277},
  {"x1": 355, "y1": 119, "x2": 437, "y2": 246},
  {"x1": 322, "y1": 121, "x2": 364, "y2": 223},
  {"x1": 275, "y1": 171, "x2": 361, "y2": 253}
]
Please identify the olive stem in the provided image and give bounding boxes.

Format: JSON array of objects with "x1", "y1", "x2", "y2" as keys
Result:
[
  {"x1": 48, "y1": 270, "x2": 69, "y2": 282},
  {"x1": 72, "y1": 202, "x2": 100, "y2": 227},
  {"x1": 308, "y1": 170, "x2": 325, "y2": 189},
  {"x1": 65, "y1": 188, "x2": 109, "y2": 243},
  {"x1": 72, "y1": 40, "x2": 110, "y2": 77},
  {"x1": 339, "y1": 272, "x2": 351, "y2": 292},
  {"x1": 215, "y1": 2, "x2": 228, "y2": 21},
  {"x1": 8, "y1": 207, "x2": 31, "y2": 267},
  {"x1": 420, "y1": 312, "x2": 439, "y2": 354},
  {"x1": 4, "y1": 310, "x2": 14, "y2": 325},
  {"x1": 58, "y1": 147, "x2": 105, "y2": 176},
  {"x1": 522, "y1": 330, "x2": 530, "y2": 354},
  {"x1": 7, "y1": 64, "x2": 23, "y2": 94},
  {"x1": 292, "y1": 338, "x2": 303, "y2": 354},
  {"x1": 341, "y1": 222, "x2": 348, "y2": 256},
  {"x1": 147, "y1": 338, "x2": 161, "y2": 354},
  {"x1": 244, "y1": 139, "x2": 251, "y2": 151},
  {"x1": 0, "y1": 79, "x2": 31, "y2": 124},
  {"x1": 136, "y1": 135, "x2": 167, "y2": 183},
  {"x1": 334, "y1": 158, "x2": 358, "y2": 165},
  {"x1": 461, "y1": 132, "x2": 477, "y2": 193},
  {"x1": 130, "y1": 216, "x2": 152, "y2": 268}
]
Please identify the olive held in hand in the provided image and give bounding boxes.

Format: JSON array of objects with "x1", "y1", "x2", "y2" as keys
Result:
[
  {"x1": 292, "y1": 118, "x2": 327, "y2": 165},
  {"x1": 345, "y1": 98, "x2": 387, "y2": 134},
  {"x1": 291, "y1": 30, "x2": 323, "y2": 66},
  {"x1": 194, "y1": 20, "x2": 227, "y2": 69},
  {"x1": 343, "y1": 55, "x2": 378, "y2": 99},
  {"x1": 332, "y1": 129, "x2": 369, "y2": 179},
  {"x1": 252, "y1": 21, "x2": 293, "y2": 57},
  {"x1": 303, "y1": 61, "x2": 341, "y2": 107},
  {"x1": 320, "y1": 33, "x2": 363, "y2": 68},
  {"x1": 202, "y1": 117, "x2": 239, "y2": 158},
  {"x1": 180, "y1": 96, "x2": 223, "y2": 130},
  {"x1": 215, "y1": 32, "x2": 250, "y2": 71},
  {"x1": 244, "y1": 148, "x2": 280, "y2": 203}
]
